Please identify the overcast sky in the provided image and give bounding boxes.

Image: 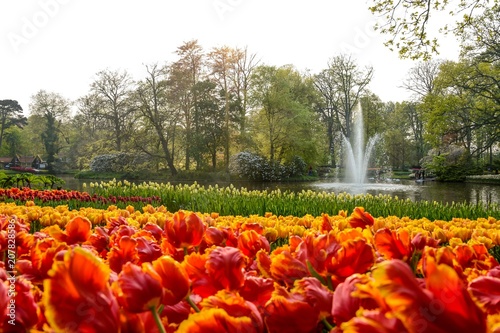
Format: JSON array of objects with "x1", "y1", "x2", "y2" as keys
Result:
[{"x1": 1, "y1": 0, "x2": 461, "y2": 114}]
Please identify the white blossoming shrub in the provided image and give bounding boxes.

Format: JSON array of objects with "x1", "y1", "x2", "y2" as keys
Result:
[
  {"x1": 230, "y1": 152, "x2": 298, "y2": 181},
  {"x1": 89, "y1": 153, "x2": 150, "y2": 173}
]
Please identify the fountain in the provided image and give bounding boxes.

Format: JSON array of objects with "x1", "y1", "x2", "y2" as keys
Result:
[
  {"x1": 312, "y1": 103, "x2": 417, "y2": 196},
  {"x1": 343, "y1": 104, "x2": 379, "y2": 184}
]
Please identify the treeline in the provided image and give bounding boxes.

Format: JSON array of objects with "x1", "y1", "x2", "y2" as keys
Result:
[{"x1": 1, "y1": 6, "x2": 499, "y2": 180}]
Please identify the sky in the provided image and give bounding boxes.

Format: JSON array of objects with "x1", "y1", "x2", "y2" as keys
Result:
[{"x1": 0, "y1": 0, "x2": 461, "y2": 115}]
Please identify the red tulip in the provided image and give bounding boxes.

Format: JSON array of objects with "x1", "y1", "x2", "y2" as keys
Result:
[{"x1": 164, "y1": 211, "x2": 205, "y2": 249}]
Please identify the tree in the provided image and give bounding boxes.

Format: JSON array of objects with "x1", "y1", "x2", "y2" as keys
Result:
[
  {"x1": 169, "y1": 40, "x2": 205, "y2": 170},
  {"x1": 208, "y1": 46, "x2": 240, "y2": 171},
  {"x1": 135, "y1": 64, "x2": 178, "y2": 176},
  {"x1": 29, "y1": 90, "x2": 70, "y2": 171},
  {"x1": 369, "y1": 0, "x2": 497, "y2": 59},
  {"x1": 90, "y1": 69, "x2": 135, "y2": 151},
  {"x1": 192, "y1": 80, "x2": 225, "y2": 170},
  {"x1": 401, "y1": 60, "x2": 442, "y2": 99},
  {"x1": 0, "y1": 99, "x2": 26, "y2": 151},
  {"x1": 250, "y1": 65, "x2": 323, "y2": 165},
  {"x1": 460, "y1": 3, "x2": 500, "y2": 62},
  {"x1": 314, "y1": 55, "x2": 373, "y2": 166}
]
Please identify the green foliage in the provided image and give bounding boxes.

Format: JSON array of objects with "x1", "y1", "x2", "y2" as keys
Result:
[
  {"x1": 489, "y1": 245, "x2": 500, "y2": 264},
  {"x1": 421, "y1": 145, "x2": 474, "y2": 181},
  {"x1": 0, "y1": 172, "x2": 64, "y2": 189},
  {"x1": 81, "y1": 180, "x2": 500, "y2": 220}
]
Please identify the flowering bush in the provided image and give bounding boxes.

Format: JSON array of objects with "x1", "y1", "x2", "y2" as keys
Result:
[
  {"x1": 89, "y1": 153, "x2": 150, "y2": 173},
  {"x1": 1, "y1": 203, "x2": 500, "y2": 332}
]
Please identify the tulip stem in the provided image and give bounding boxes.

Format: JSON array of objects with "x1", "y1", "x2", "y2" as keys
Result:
[
  {"x1": 150, "y1": 306, "x2": 166, "y2": 333},
  {"x1": 183, "y1": 246, "x2": 189, "y2": 257},
  {"x1": 186, "y1": 295, "x2": 200, "y2": 313},
  {"x1": 322, "y1": 317, "x2": 334, "y2": 330}
]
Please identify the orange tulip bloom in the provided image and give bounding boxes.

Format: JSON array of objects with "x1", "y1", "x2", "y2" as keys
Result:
[
  {"x1": 340, "y1": 309, "x2": 407, "y2": 333},
  {"x1": 332, "y1": 274, "x2": 378, "y2": 326},
  {"x1": 164, "y1": 211, "x2": 205, "y2": 249},
  {"x1": 237, "y1": 229, "x2": 270, "y2": 259},
  {"x1": 239, "y1": 275, "x2": 274, "y2": 307},
  {"x1": 43, "y1": 247, "x2": 120, "y2": 333},
  {"x1": 264, "y1": 284, "x2": 319, "y2": 333},
  {"x1": 349, "y1": 207, "x2": 374, "y2": 229},
  {"x1": 113, "y1": 262, "x2": 163, "y2": 313},
  {"x1": 108, "y1": 236, "x2": 139, "y2": 273},
  {"x1": 270, "y1": 250, "x2": 308, "y2": 287},
  {"x1": 16, "y1": 238, "x2": 69, "y2": 283},
  {"x1": 200, "y1": 290, "x2": 264, "y2": 332},
  {"x1": 327, "y1": 238, "x2": 375, "y2": 286},
  {"x1": 292, "y1": 277, "x2": 334, "y2": 321},
  {"x1": 183, "y1": 252, "x2": 218, "y2": 298},
  {"x1": 374, "y1": 228, "x2": 413, "y2": 261},
  {"x1": 176, "y1": 308, "x2": 257, "y2": 333},
  {"x1": 469, "y1": 276, "x2": 500, "y2": 314},
  {"x1": 46, "y1": 216, "x2": 92, "y2": 245},
  {"x1": 1, "y1": 277, "x2": 39, "y2": 331},
  {"x1": 152, "y1": 255, "x2": 190, "y2": 306},
  {"x1": 362, "y1": 259, "x2": 487, "y2": 333},
  {"x1": 206, "y1": 247, "x2": 246, "y2": 291}
]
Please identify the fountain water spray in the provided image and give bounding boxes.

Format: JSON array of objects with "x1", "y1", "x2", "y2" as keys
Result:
[{"x1": 343, "y1": 104, "x2": 379, "y2": 184}]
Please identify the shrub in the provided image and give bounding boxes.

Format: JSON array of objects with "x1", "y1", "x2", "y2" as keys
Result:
[
  {"x1": 89, "y1": 153, "x2": 150, "y2": 173},
  {"x1": 230, "y1": 151, "x2": 287, "y2": 181}
]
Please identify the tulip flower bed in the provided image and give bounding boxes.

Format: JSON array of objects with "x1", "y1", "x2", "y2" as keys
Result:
[
  {"x1": 1, "y1": 200, "x2": 500, "y2": 332},
  {"x1": 2, "y1": 180, "x2": 499, "y2": 221}
]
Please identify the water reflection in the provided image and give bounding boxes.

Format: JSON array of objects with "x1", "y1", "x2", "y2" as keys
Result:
[{"x1": 58, "y1": 175, "x2": 499, "y2": 206}]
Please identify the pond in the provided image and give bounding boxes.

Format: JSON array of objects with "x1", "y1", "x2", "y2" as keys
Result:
[{"x1": 58, "y1": 175, "x2": 499, "y2": 207}]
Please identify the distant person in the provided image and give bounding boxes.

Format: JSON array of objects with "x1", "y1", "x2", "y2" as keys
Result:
[{"x1": 308, "y1": 166, "x2": 313, "y2": 176}]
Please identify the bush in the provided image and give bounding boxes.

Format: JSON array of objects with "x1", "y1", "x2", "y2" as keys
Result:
[
  {"x1": 89, "y1": 153, "x2": 150, "y2": 173},
  {"x1": 286, "y1": 155, "x2": 308, "y2": 177},
  {"x1": 421, "y1": 145, "x2": 473, "y2": 182},
  {"x1": 230, "y1": 152, "x2": 287, "y2": 181}
]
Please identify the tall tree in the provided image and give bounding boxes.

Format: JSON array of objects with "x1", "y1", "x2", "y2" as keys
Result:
[
  {"x1": 250, "y1": 65, "x2": 322, "y2": 164},
  {"x1": 29, "y1": 90, "x2": 70, "y2": 171},
  {"x1": 192, "y1": 80, "x2": 225, "y2": 170},
  {"x1": 91, "y1": 69, "x2": 135, "y2": 151},
  {"x1": 135, "y1": 64, "x2": 178, "y2": 176},
  {"x1": 369, "y1": 0, "x2": 497, "y2": 59},
  {"x1": 169, "y1": 40, "x2": 205, "y2": 170},
  {"x1": 314, "y1": 55, "x2": 373, "y2": 166},
  {"x1": 208, "y1": 46, "x2": 240, "y2": 171},
  {"x1": 401, "y1": 60, "x2": 442, "y2": 99},
  {"x1": 231, "y1": 46, "x2": 259, "y2": 142},
  {"x1": 0, "y1": 100, "x2": 26, "y2": 151}
]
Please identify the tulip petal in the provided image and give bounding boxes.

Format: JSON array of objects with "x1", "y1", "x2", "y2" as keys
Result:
[{"x1": 43, "y1": 247, "x2": 120, "y2": 333}]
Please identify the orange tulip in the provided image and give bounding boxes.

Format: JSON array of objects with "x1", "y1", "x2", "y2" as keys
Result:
[
  {"x1": 164, "y1": 211, "x2": 205, "y2": 249},
  {"x1": 113, "y1": 262, "x2": 163, "y2": 313},
  {"x1": 152, "y1": 255, "x2": 190, "y2": 306},
  {"x1": 361, "y1": 259, "x2": 487, "y2": 333},
  {"x1": 332, "y1": 274, "x2": 378, "y2": 326},
  {"x1": 206, "y1": 247, "x2": 246, "y2": 291},
  {"x1": 200, "y1": 290, "x2": 264, "y2": 332},
  {"x1": 43, "y1": 247, "x2": 120, "y2": 333},
  {"x1": 340, "y1": 309, "x2": 407, "y2": 333},
  {"x1": 269, "y1": 251, "x2": 308, "y2": 288},
  {"x1": 176, "y1": 308, "x2": 257, "y2": 333},
  {"x1": 469, "y1": 276, "x2": 500, "y2": 314},
  {"x1": 108, "y1": 236, "x2": 139, "y2": 273},
  {"x1": 373, "y1": 228, "x2": 413, "y2": 261},
  {"x1": 264, "y1": 284, "x2": 319, "y2": 333},
  {"x1": 237, "y1": 229, "x2": 270, "y2": 259},
  {"x1": 46, "y1": 216, "x2": 92, "y2": 245},
  {"x1": 349, "y1": 207, "x2": 374, "y2": 229},
  {"x1": 327, "y1": 238, "x2": 375, "y2": 286},
  {"x1": 1, "y1": 277, "x2": 39, "y2": 331}
]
